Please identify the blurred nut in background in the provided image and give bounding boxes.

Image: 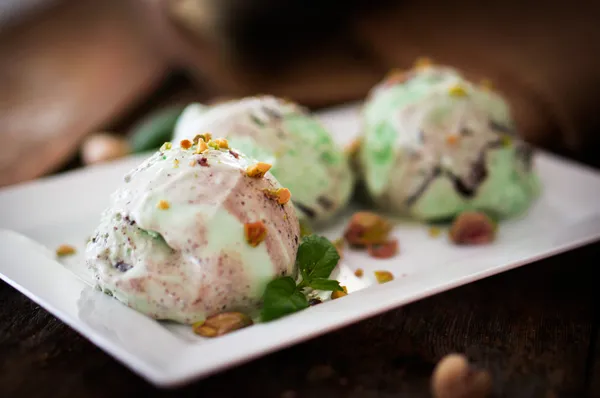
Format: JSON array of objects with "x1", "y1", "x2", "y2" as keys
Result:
[
  {"x1": 431, "y1": 353, "x2": 492, "y2": 398},
  {"x1": 81, "y1": 133, "x2": 130, "y2": 165}
]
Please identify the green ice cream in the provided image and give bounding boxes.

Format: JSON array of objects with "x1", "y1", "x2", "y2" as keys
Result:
[
  {"x1": 172, "y1": 96, "x2": 354, "y2": 224},
  {"x1": 359, "y1": 63, "x2": 540, "y2": 221}
]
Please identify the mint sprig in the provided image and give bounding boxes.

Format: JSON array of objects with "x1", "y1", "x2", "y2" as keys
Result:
[
  {"x1": 261, "y1": 234, "x2": 343, "y2": 322},
  {"x1": 296, "y1": 235, "x2": 342, "y2": 289},
  {"x1": 261, "y1": 277, "x2": 308, "y2": 322}
]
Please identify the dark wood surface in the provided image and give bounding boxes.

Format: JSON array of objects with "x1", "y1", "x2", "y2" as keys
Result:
[
  {"x1": 1, "y1": 78, "x2": 600, "y2": 398},
  {"x1": 0, "y1": 243, "x2": 598, "y2": 398}
]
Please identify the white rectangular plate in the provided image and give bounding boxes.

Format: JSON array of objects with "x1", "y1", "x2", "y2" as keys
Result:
[{"x1": 1, "y1": 103, "x2": 600, "y2": 388}]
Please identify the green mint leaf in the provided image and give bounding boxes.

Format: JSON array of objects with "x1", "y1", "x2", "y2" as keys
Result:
[
  {"x1": 307, "y1": 278, "x2": 343, "y2": 292},
  {"x1": 296, "y1": 235, "x2": 340, "y2": 284},
  {"x1": 261, "y1": 276, "x2": 309, "y2": 322}
]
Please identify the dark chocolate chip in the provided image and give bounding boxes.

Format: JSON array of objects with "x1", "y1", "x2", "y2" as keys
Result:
[
  {"x1": 406, "y1": 167, "x2": 442, "y2": 206},
  {"x1": 114, "y1": 261, "x2": 132, "y2": 272},
  {"x1": 262, "y1": 106, "x2": 282, "y2": 120},
  {"x1": 317, "y1": 196, "x2": 334, "y2": 210},
  {"x1": 250, "y1": 114, "x2": 265, "y2": 126},
  {"x1": 489, "y1": 120, "x2": 515, "y2": 134},
  {"x1": 308, "y1": 298, "x2": 322, "y2": 306}
]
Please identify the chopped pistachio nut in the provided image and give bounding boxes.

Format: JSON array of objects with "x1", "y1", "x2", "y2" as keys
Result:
[
  {"x1": 192, "y1": 134, "x2": 202, "y2": 144},
  {"x1": 208, "y1": 140, "x2": 220, "y2": 150},
  {"x1": 160, "y1": 142, "x2": 172, "y2": 151},
  {"x1": 180, "y1": 139, "x2": 192, "y2": 149},
  {"x1": 446, "y1": 134, "x2": 460, "y2": 146},
  {"x1": 448, "y1": 84, "x2": 468, "y2": 97},
  {"x1": 414, "y1": 56, "x2": 432, "y2": 69},
  {"x1": 56, "y1": 244, "x2": 76, "y2": 257},
  {"x1": 331, "y1": 285, "x2": 348, "y2": 299},
  {"x1": 354, "y1": 268, "x2": 364, "y2": 278},
  {"x1": 428, "y1": 226, "x2": 442, "y2": 238},
  {"x1": 193, "y1": 312, "x2": 253, "y2": 338},
  {"x1": 157, "y1": 200, "x2": 170, "y2": 210},
  {"x1": 263, "y1": 188, "x2": 292, "y2": 204},
  {"x1": 246, "y1": 162, "x2": 272, "y2": 178},
  {"x1": 196, "y1": 140, "x2": 209, "y2": 154},
  {"x1": 374, "y1": 270, "x2": 394, "y2": 284},
  {"x1": 344, "y1": 211, "x2": 392, "y2": 246},
  {"x1": 385, "y1": 69, "x2": 408, "y2": 85},
  {"x1": 200, "y1": 132, "x2": 212, "y2": 142},
  {"x1": 344, "y1": 138, "x2": 362, "y2": 157},
  {"x1": 244, "y1": 221, "x2": 267, "y2": 247},
  {"x1": 367, "y1": 239, "x2": 399, "y2": 259},
  {"x1": 213, "y1": 138, "x2": 229, "y2": 149},
  {"x1": 449, "y1": 211, "x2": 496, "y2": 245}
]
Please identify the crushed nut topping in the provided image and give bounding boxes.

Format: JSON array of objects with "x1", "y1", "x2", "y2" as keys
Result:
[
  {"x1": 501, "y1": 135, "x2": 512, "y2": 147},
  {"x1": 192, "y1": 312, "x2": 253, "y2": 338},
  {"x1": 244, "y1": 221, "x2": 267, "y2": 247},
  {"x1": 414, "y1": 56, "x2": 432, "y2": 69},
  {"x1": 428, "y1": 226, "x2": 442, "y2": 238},
  {"x1": 263, "y1": 188, "x2": 292, "y2": 204},
  {"x1": 449, "y1": 211, "x2": 496, "y2": 245},
  {"x1": 331, "y1": 286, "x2": 348, "y2": 300},
  {"x1": 374, "y1": 270, "x2": 394, "y2": 284},
  {"x1": 194, "y1": 133, "x2": 212, "y2": 144},
  {"x1": 385, "y1": 69, "x2": 408, "y2": 85},
  {"x1": 56, "y1": 244, "x2": 76, "y2": 257},
  {"x1": 213, "y1": 138, "x2": 229, "y2": 149},
  {"x1": 159, "y1": 142, "x2": 172, "y2": 151},
  {"x1": 446, "y1": 134, "x2": 460, "y2": 146},
  {"x1": 344, "y1": 212, "x2": 392, "y2": 247},
  {"x1": 180, "y1": 139, "x2": 192, "y2": 149},
  {"x1": 246, "y1": 162, "x2": 272, "y2": 178},
  {"x1": 367, "y1": 239, "x2": 398, "y2": 259},
  {"x1": 196, "y1": 140, "x2": 209, "y2": 154},
  {"x1": 448, "y1": 84, "x2": 468, "y2": 97},
  {"x1": 344, "y1": 138, "x2": 362, "y2": 157}
]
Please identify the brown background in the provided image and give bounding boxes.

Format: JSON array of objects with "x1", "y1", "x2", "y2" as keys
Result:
[{"x1": 0, "y1": 1, "x2": 599, "y2": 397}]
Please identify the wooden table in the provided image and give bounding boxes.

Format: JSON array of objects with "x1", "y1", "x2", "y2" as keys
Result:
[{"x1": 1, "y1": 77, "x2": 599, "y2": 398}]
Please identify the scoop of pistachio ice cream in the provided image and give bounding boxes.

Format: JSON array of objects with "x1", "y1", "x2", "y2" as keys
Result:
[
  {"x1": 85, "y1": 138, "x2": 300, "y2": 324},
  {"x1": 172, "y1": 95, "x2": 354, "y2": 224},
  {"x1": 358, "y1": 61, "x2": 540, "y2": 222}
]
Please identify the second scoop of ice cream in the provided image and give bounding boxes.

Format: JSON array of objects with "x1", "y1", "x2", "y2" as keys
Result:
[{"x1": 172, "y1": 96, "x2": 354, "y2": 224}]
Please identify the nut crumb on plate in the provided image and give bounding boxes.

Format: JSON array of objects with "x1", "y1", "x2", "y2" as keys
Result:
[
  {"x1": 56, "y1": 244, "x2": 76, "y2": 257},
  {"x1": 374, "y1": 270, "x2": 394, "y2": 284}
]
